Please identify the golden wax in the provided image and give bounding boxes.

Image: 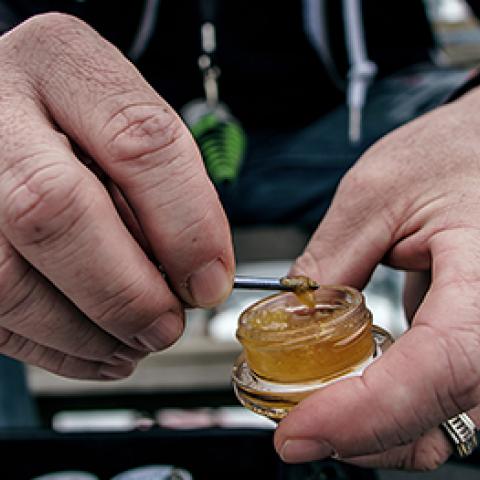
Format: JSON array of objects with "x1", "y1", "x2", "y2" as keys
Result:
[{"x1": 236, "y1": 286, "x2": 374, "y2": 383}]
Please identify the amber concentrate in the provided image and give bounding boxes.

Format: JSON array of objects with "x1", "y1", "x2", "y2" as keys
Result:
[{"x1": 236, "y1": 286, "x2": 374, "y2": 383}]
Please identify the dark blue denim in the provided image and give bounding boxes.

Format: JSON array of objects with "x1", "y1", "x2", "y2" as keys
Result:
[{"x1": 219, "y1": 66, "x2": 471, "y2": 232}]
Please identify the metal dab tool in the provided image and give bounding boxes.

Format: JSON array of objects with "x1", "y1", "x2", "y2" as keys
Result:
[{"x1": 233, "y1": 275, "x2": 319, "y2": 292}]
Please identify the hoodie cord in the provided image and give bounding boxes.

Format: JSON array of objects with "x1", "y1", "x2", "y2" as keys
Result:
[
  {"x1": 128, "y1": 0, "x2": 162, "y2": 61},
  {"x1": 304, "y1": 0, "x2": 377, "y2": 143},
  {"x1": 342, "y1": 0, "x2": 377, "y2": 143},
  {"x1": 303, "y1": 0, "x2": 346, "y2": 91}
]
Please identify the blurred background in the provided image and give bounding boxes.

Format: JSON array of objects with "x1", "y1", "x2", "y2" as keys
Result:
[{"x1": 2, "y1": 0, "x2": 480, "y2": 478}]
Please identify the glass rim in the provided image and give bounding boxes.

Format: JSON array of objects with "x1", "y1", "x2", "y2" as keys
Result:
[{"x1": 236, "y1": 284, "x2": 368, "y2": 347}]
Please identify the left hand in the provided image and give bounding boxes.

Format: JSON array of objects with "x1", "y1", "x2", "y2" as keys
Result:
[{"x1": 274, "y1": 86, "x2": 480, "y2": 470}]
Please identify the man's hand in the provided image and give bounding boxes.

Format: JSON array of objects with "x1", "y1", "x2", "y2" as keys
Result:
[
  {"x1": 274, "y1": 86, "x2": 480, "y2": 469},
  {"x1": 0, "y1": 14, "x2": 234, "y2": 379}
]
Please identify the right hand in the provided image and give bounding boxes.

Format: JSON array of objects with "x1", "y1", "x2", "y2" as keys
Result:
[{"x1": 0, "y1": 13, "x2": 234, "y2": 380}]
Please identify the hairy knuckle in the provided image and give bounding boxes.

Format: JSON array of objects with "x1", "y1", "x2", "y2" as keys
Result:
[
  {"x1": 19, "y1": 12, "x2": 86, "y2": 48},
  {"x1": 13, "y1": 13, "x2": 83, "y2": 58},
  {"x1": 3, "y1": 164, "x2": 89, "y2": 246},
  {"x1": 13, "y1": 13, "x2": 105, "y2": 93}
]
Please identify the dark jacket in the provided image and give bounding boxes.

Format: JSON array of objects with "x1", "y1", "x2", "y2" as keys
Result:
[{"x1": 0, "y1": 1, "x2": 478, "y2": 129}]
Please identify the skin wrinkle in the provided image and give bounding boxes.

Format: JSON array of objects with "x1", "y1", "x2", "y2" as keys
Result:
[
  {"x1": 18, "y1": 190, "x2": 116, "y2": 277},
  {"x1": 0, "y1": 246, "x2": 128, "y2": 362},
  {"x1": 93, "y1": 283, "x2": 151, "y2": 329},
  {"x1": 374, "y1": 355, "x2": 425, "y2": 443},
  {"x1": 430, "y1": 251, "x2": 480, "y2": 294},
  {"x1": 98, "y1": 99, "x2": 170, "y2": 139},
  {"x1": 25, "y1": 17, "x2": 151, "y2": 148},
  {"x1": 0, "y1": 13, "x2": 237, "y2": 384},
  {"x1": 0, "y1": 115, "x2": 55, "y2": 177},
  {"x1": 0, "y1": 272, "x2": 40, "y2": 320},
  {"x1": 53, "y1": 350, "x2": 76, "y2": 378},
  {"x1": 7, "y1": 333, "x2": 29, "y2": 359},
  {"x1": 0, "y1": 328, "x2": 13, "y2": 350},
  {"x1": 30, "y1": 17, "x2": 117, "y2": 92},
  {"x1": 0, "y1": 251, "x2": 31, "y2": 311},
  {"x1": 103, "y1": 107, "x2": 184, "y2": 164},
  {"x1": 113, "y1": 146, "x2": 188, "y2": 192},
  {"x1": 419, "y1": 324, "x2": 480, "y2": 414},
  {"x1": 0, "y1": 156, "x2": 70, "y2": 193},
  {"x1": 128, "y1": 157, "x2": 201, "y2": 199},
  {"x1": 444, "y1": 335, "x2": 480, "y2": 410},
  {"x1": 172, "y1": 207, "x2": 212, "y2": 243},
  {"x1": 2, "y1": 163, "x2": 86, "y2": 231},
  {"x1": 85, "y1": 269, "x2": 148, "y2": 318},
  {"x1": 362, "y1": 362, "x2": 418, "y2": 447},
  {"x1": 392, "y1": 194, "x2": 446, "y2": 243},
  {"x1": 11, "y1": 181, "x2": 90, "y2": 254}
]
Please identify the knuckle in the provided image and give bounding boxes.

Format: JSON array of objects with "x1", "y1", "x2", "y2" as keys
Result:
[
  {"x1": 17, "y1": 12, "x2": 86, "y2": 45},
  {"x1": 406, "y1": 442, "x2": 448, "y2": 471},
  {"x1": 337, "y1": 164, "x2": 381, "y2": 200},
  {"x1": 293, "y1": 250, "x2": 322, "y2": 279},
  {"x1": 11, "y1": 13, "x2": 84, "y2": 60},
  {"x1": 11, "y1": 13, "x2": 99, "y2": 89},
  {"x1": 3, "y1": 163, "x2": 90, "y2": 247},
  {"x1": 102, "y1": 103, "x2": 188, "y2": 171}
]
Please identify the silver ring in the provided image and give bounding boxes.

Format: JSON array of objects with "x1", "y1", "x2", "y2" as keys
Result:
[{"x1": 441, "y1": 413, "x2": 478, "y2": 458}]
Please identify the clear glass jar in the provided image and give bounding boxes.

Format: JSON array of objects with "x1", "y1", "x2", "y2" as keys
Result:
[{"x1": 232, "y1": 285, "x2": 393, "y2": 421}]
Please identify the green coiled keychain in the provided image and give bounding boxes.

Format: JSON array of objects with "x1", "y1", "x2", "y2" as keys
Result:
[
  {"x1": 181, "y1": 15, "x2": 246, "y2": 185},
  {"x1": 182, "y1": 99, "x2": 246, "y2": 184}
]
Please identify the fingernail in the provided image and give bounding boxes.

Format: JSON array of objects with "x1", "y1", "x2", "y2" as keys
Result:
[
  {"x1": 105, "y1": 348, "x2": 145, "y2": 366},
  {"x1": 188, "y1": 259, "x2": 232, "y2": 307},
  {"x1": 100, "y1": 362, "x2": 135, "y2": 380},
  {"x1": 133, "y1": 311, "x2": 184, "y2": 352},
  {"x1": 279, "y1": 439, "x2": 332, "y2": 463}
]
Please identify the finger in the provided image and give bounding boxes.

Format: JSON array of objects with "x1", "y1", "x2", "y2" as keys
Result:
[
  {"x1": 291, "y1": 165, "x2": 395, "y2": 288},
  {"x1": 345, "y1": 402, "x2": 480, "y2": 469},
  {"x1": 0, "y1": 94, "x2": 184, "y2": 353},
  {"x1": 0, "y1": 327, "x2": 136, "y2": 380},
  {"x1": 342, "y1": 427, "x2": 451, "y2": 471},
  {"x1": 275, "y1": 230, "x2": 480, "y2": 463},
  {"x1": 404, "y1": 270, "x2": 430, "y2": 322},
  {"x1": 17, "y1": 13, "x2": 234, "y2": 307},
  {"x1": 106, "y1": 180, "x2": 153, "y2": 256},
  {"x1": 0, "y1": 233, "x2": 146, "y2": 369}
]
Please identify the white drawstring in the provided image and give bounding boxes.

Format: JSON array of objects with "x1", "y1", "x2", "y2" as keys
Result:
[
  {"x1": 128, "y1": 0, "x2": 162, "y2": 61},
  {"x1": 342, "y1": 0, "x2": 377, "y2": 143},
  {"x1": 303, "y1": 0, "x2": 346, "y2": 91}
]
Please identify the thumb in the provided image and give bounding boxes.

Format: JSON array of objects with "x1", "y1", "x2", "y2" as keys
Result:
[
  {"x1": 275, "y1": 229, "x2": 480, "y2": 463},
  {"x1": 291, "y1": 170, "x2": 395, "y2": 288}
]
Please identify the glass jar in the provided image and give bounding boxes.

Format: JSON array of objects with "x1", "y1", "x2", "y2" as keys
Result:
[{"x1": 232, "y1": 285, "x2": 393, "y2": 421}]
